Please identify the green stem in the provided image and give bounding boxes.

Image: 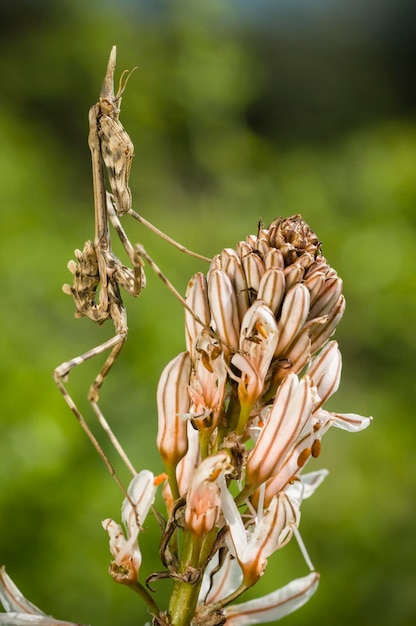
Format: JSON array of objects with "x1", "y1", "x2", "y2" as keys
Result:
[
  {"x1": 217, "y1": 386, "x2": 240, "y2": 442},
  {"x1": 167, "y1": 528, "x2": 218, "y2": 626},
  {"x1": 124, "y1": 579, "x2": 160, "y2": 618},
  {"x1": 211, "y1": 581, "x2": 251, "y2": 611},
  {"x1": 199, "y1": 428, "x2": 212, "y2": 459},
  {"x1": 234, "y1": 483, "x2": 256, "y2": 507},
  {"x1": 167, "y1": 530, "x2": 201, "y2": 626},
  {"x1": 235, "y1": 403, "x2": 252, "y2": 435},
  {"x1": 165, "y1": 462, "x2": 180, "y2": 501}
]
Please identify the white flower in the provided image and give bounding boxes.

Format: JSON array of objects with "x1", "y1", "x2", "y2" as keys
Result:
[
  {"x1": 102, "y1": 470, "x2": 158, "y2": 580},
  {"x1": 219, "y1": 476, "x2": 300, "y2": 586},
  {"x1": 223, "y1": 572, "x2": 320, "y2": 625},
  {"x1": 185, "y1": 453, "x2": 233, "y2": 537}
]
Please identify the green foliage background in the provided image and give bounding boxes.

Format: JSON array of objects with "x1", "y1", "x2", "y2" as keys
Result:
[{"x1": 1, "y1": 1, "x2": 415, "y2": 624}]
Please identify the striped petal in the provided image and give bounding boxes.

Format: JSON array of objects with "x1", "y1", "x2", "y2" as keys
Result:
[
  {"x1": 208, "y1": 269, "x2": 240, "y2": 353},
  {"x1": 306, "y1": 340, "x2": 342, "y2": 408},
  {"x1": 156, "y1": 351, "x2": 191, "y2": 466},
  {"x1": 185, "y1": 272, "x2": 210, "y2": 358},
  {"x1": 257, "y1": 268, "x2": 285, "y2": 316},
  {"x1": 275, "y1": 284, "x2": 310, "y2": 357},
  {"x1": 246, "y1": 374, "x2": 315, "y2": 490},
  {"x1": 223, "y1": 572, "x2": 320, "y2": 625}
]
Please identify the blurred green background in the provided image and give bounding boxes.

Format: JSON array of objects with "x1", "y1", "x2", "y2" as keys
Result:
[{"x1": 1, "y1": 0, "x2": 415, "y2": 624}]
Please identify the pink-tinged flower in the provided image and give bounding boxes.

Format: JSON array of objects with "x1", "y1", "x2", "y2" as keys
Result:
[
  {"x1": 157, "y1": 351, "x2": 192, "y2": 467},
  {"x1": 223, "y1": 572, "x2": 320, "y2": 625},
  {"x1": 219, "y1": 475, "x2": 300, "y2": 586},
  {"x1": 245, "y1": 374, "x2": 317, "y2": 492},
  {"x1": 0, "y1": 565, "x2": 87, "y2": 625},
  {"x1": 230, "y1": 301, "x2": 279, "y2": 431},
  {"x1": 258, "y1": 429, "x2": 315, "y2": 504},
  {"x1": 188, "y1": 331, "x2": 227, "y2": 430},
  {"x1": 185, "y1": 453, "x2": 233, "y2": 538},
  {"x1": 102, "y1": 470, "x2": 159, "y2": 581}
]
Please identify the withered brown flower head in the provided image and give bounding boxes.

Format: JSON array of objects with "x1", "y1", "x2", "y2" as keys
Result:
[{"x1": 268, "y1": 214, "x2": 321, "y2": 261}]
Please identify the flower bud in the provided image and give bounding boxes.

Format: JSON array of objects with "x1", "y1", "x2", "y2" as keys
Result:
[
  {"x1": 102, "y1": 470, "x2": 159, "y2": 582},
  {"x1": 221, "y1": 249, "x2": 250, "y2": 323},
  {"x1": 275, "y1": 284, "x2": 310, "y2": 357},
  {"x1": 241, "y1": 250, "x2": 265, "y2": 293},
  {"x1": 208, "y1": 269, "x2": 240, "y2": 353},
  {"x1": 257, "y1": 268, "x2": 285, "y2": 316},
  {"x1": 185, "y1": 272, "x2": 210, "y2": 358},
  {"x1": 157, "y1": 351, "x2": 191, "y2": 466}
]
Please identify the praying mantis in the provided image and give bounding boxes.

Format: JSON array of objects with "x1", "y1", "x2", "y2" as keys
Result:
[{"x1": 54, "y1": 46, "x2": 210, "y2": 495}]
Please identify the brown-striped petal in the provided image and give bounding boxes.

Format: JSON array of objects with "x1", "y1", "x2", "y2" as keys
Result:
[
  {"x1": 257, "y1": 268, "x2": 286, "y2": 315},
  {"x1": 185, "y1": 272, "x2": 210, "y2": 358},
  {"x1": 208, "y1": 269, "x2": 240, "y2": 353},
  {"x1": 156, "y1": 351, "x2": 191, "y2": 466},
  {"x1": 242, "y1": 251, "x2": 266, "y2": 293},
  {"x1": 310, "y1": 294, "x2": 345, "y2": 354},
  {"x1": 246, "y1": 374, "x2": 315, "y2": 489},
  {"x1": 275, "y1": 284, "x2": 310, "y2": 357}
]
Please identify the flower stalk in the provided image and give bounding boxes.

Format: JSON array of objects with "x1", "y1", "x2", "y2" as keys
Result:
[
  {"x1": 100, "y1": 214, "x2": 372, "y2": 626},
  {"x1": 1, "y1": 215, "x2": 372, "y2": 626}
]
